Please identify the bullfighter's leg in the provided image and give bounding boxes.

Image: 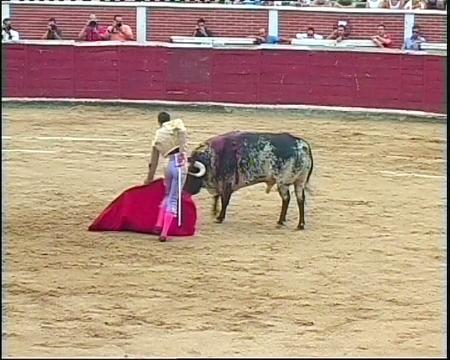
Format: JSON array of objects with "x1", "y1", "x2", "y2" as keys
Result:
[
  {"x1": 159, "y1": 156, "x2": 187, "y2": 242},
  {"x1": 277, "y1": 183, "x2": 290, "y2": 226},
  {"x1": 212, "y1": 195, "x2": 220, "y2": 216},
  {"x1": 215, "y1": 188, "x2": 232, "y2": 223},
  {"x1": 154, "y1": 165, "x2": 171, "y2": 234},
  {"x1": 294, "y1": 181, "x2": 306, "y2": 230}
]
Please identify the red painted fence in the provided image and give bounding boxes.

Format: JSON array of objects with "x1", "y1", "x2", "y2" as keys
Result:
[{"x1": 2, "y1": 44, "x2": 446, "y2": 114}]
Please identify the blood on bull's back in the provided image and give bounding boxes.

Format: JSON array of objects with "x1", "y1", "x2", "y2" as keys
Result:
[{"x1": 227, "y1": 132, "x2": 313, "y2": 191}]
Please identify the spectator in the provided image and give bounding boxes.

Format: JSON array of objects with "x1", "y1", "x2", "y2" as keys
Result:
[
  {"x1": 193, "y1": 18, "x2": 213, "y2": 37},
  {"x1": 334, "y1": 0, "x2": 355, "y2": 7},
  {"x1": 327, "y1": 25, "x2": 348, "y2": 42},
  {"x1": 297, "y1": 27, "x2": 324, "y2": 39},
  {"x1": 106, "y1": 15, "x2": 134, "y2": 41},
  {"x1": 370, "y1": 24, "x2": 392, "y2": 48},
  {"x1": 78, "y1": 14, "x2": 109, "y2": 41},
  {"x1": 2, "y1": 18, "x2": 20, "y2": 41},
  {"x1": 402, "y1": 25, "x2": 426, "y2": 50},
  {"x1": 312, "y1": 0, "x2": 333, "y2": 5},
  {"x1": 42, "y1": 17, "x2": 62, "y2": 40},
  {"x1": 425, "y1": 0, "x2": 446, "y2": 8},
  {"x1": 294, "y1": 0, "x2": 313, "y2": 5},
  {"x1": 254, "y1": 28, "x2": 288, "y2": 44},
  {"x1": 386, "y1": 0, "x2": 403, "y2": 8},
  {"x1": 366, "y1": 0, "x2": 385, "y2": 7}
]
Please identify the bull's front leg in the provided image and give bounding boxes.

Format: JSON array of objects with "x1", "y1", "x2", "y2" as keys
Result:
[
  {"x1": 277, "y1": 184, "x2": 290, "y2": 226},
  {"x1": 212, "y1": 195, "x2": 219, "y2": 216},
  {"x1": 215, "y1": 189, "x2": 232, "y2": 224}
]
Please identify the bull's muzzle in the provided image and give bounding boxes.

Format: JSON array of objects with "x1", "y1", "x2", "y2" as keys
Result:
[{"x1": 188, "y1": 161, "x2": 206, "y2": 178}]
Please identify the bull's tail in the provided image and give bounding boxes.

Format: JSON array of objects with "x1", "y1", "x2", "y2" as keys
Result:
[{"x1": 304, "y1": 145, "x2": 314, "y2": 195}]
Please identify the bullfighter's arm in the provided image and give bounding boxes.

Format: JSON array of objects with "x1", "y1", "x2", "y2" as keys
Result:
[
  {"x1": 175, "y1": 129, "x2": 188, "y2": 164},
  {"x1": 178, "y1": 130, "x2": 188, "y2": 155},
  {"x1": 144, "y1": 146, "x2": 159, "y2": 185}
]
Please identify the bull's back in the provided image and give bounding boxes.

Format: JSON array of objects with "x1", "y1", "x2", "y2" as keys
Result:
[{"x1": 207, "y1": 131, "x2": 312, "y2": 190}]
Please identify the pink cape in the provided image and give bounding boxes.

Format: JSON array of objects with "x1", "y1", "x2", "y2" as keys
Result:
[{"x1": 88, "y1": 178, "x2": 197, "y2": 237}]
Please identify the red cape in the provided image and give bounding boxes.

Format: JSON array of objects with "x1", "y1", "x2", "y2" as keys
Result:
[{"x1": 88, "y1": 178, "x2": 197, "y2": 237}]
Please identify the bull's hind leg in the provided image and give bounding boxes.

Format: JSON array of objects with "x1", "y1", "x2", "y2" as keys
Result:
[
  {"x1": 294, "y1": 181, "x2": 306, "y2": 230},
  {"x1": 277, "y1": 184, "x2": 290, "y2": 226},
  {"x1": 265, "y1": 177, "x2": 276, "y2": 194}
]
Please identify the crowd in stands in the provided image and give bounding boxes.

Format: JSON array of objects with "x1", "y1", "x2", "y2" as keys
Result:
[
  {"x1": 15, "y1": 0, "x2": 442, "y2": 9},
  {"x1": 0, "y1": 14, "x2": 434, "y2": 51},
  {"x1": 1, "y1": 14, "x2": 134, "y2": 42}
]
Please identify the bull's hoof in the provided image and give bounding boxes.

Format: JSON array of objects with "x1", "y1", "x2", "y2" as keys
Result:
[
  {"x1": 214, "y1": 218, "x2": 224, "y2": 224},
  {"x1": 276, "y1": 221, "x2": 285, "y2": 228},
  {"x1": 296, "y1": 224, "x2": 305, "y2": 230}
]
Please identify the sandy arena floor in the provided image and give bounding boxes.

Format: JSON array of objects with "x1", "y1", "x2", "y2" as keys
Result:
[{"x1": 1, "y1": 103, "x2": 447, "y2": 357}]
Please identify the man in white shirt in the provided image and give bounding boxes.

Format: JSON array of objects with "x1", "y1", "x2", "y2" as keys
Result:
[
  {"x1": 2, "y1": 18, "x2": 20, "y2": 41},
  {"x1": 297, "y1": 27, "x2": 324, "y2": 40}
]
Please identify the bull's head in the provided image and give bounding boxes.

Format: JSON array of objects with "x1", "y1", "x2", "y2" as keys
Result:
[{"x1": 184, "y1": 158, "x2": 207, "y2": 195}]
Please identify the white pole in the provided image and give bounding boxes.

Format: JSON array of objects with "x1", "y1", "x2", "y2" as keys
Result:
[{"x1": 178, "y1": 166, "x2": 182, "y2": 227}]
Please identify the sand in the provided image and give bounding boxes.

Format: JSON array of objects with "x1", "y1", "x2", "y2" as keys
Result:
[{"x1": 1, "y1": 103, "x2": 446, "y2": 357}]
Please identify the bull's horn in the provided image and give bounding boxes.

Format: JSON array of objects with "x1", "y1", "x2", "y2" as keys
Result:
[{"x1": 189, "y1": 161, "x2": 206, "y2": 178}]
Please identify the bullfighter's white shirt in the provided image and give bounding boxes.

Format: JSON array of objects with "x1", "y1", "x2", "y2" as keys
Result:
[{"x1": 152, "y1": 118, "x2": 187, "y2": 158}]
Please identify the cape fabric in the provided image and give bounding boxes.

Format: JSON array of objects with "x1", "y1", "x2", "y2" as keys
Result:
[{"x1": 88, "y1": 178, "x2": 197, "y2": 237}]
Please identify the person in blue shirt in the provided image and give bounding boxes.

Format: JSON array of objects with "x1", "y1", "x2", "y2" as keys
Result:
[
  {"x1": 254, "y1": 28, "x2": 288, "y2": 45},
  {"x1": 403, "y1": 25, "x2": 426, "y2": 50}
]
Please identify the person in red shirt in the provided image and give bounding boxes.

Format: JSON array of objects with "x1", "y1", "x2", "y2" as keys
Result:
[
  {"x1": 371, "y1": 24, "x2": 393, "y2": 48},
  {"x1": 78, "y1": 15, "x2": 109, "y2": 41}
]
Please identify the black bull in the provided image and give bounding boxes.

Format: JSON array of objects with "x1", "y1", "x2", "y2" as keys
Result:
[{"x1": 184, "y1": 131, "x2": 314, "y2": 230}]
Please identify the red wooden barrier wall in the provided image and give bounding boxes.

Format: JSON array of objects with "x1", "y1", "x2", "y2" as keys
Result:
[{"x1": 2, "y1": 44, "x2": 446, "y2": 114}]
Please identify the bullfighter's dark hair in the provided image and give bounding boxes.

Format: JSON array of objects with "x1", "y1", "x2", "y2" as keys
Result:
[
  {"x1": 157, "y1": 111, "x2": 171, "y2": 125},
  {"x1": 3, "y1": 18, "x2": 10, "y2": 25},
  {"x1": 307, "y1": 26, "x2": 315, "y2": 31},
  {"x1": 197, "y1": 18, "x2": 206, "y2": 24},
  {"x1": 378, "y1": 24, "x2": 386, "y2": 28},
  {"x1": 48, "y1": 17, "x2": 56, "y2": 22},
  {"x1": 113, "y1": 14, "x2": 122, "y2": 20}
]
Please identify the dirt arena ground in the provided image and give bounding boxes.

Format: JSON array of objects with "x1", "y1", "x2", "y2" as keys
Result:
[{"x1": 1, "y1": 103, "x2": 446, "y2": 357}]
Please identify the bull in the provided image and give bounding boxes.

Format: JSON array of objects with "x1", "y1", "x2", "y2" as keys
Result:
[{"x1": 184, "y1": 131, "x2": 314, "y2": 230}]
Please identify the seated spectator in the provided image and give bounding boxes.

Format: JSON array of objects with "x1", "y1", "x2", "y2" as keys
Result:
[
  {"x1": 334, "y1": 0, "x2": 355, "y2": 7},
  {"x1": 425, "y1": 0, "x2": 446, "y2": 8},
  {"x1": 370, "y1": 24, "x2": 392, "y2": 48},
  {"x1": 42, "y1": 17, "x2": 62, "y2": 40},
  {"x1": 106, "y1": 15, "x2": 134, "y2": 41},
  {"x1": 293, "y1": 0, "x2": 313, "y2": 5},
  {"x1": 403, "y1": 0, "x2": 427, "y2": 10},
  {"x1": 296, "y1": 27, "x2": 324, "y2": 39},
  {"x1": 312, "y1": 0, "x2": 333, "y2": 5},
  {"x1": 254, "y1": 28, "x2": 288, "y2": 44},
  {"x1": 386, "y1": 0, "x2": 403, "y2": 8},
  {"x1": 2, "y1": 18, "x2": 20, "y2": 41},
  {"x1": 327, "y1": 25, "x2": 348, "y2": 43},
  {"x1": 78, "y1": 15, "x2": 109, "y2": 41},
  {"x1": 402, "y1": 25, "x2": 426, "y2": 50},
  {"x1": 193, "y1": 18, "x2": 213, "y2": 37},
  {"x1": 366, "y1": 0, "x2": 385, "y2": 7}
]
